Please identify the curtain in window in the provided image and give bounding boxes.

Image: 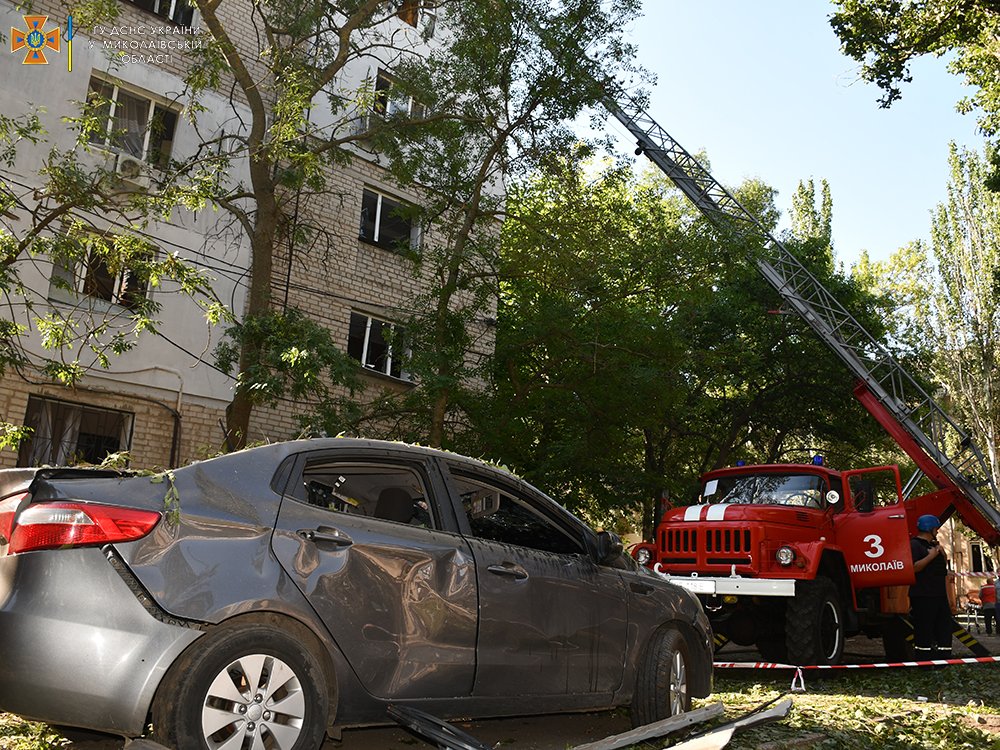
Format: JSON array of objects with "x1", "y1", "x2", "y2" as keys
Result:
[
  {"x1": 54, "y1": 406, "x2": 82, "y2": 465},
  {"x1": 114, "y1": 90, "x2": 149, "y2": 159},
  {"x1": 27, "y1": 399, "x2": 54, "y2": 466}
]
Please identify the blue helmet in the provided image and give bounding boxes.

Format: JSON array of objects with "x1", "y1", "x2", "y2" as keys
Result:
[{"x1": 917, "y1": 514, "x2": 941, "y2": 532}]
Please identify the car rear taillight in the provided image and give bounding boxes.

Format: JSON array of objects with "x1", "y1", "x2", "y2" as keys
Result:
[
  {"x1": 0, "y1": 492, "x2": 30, "y2": 550},
  {"x1": 4, "y1": 501, "x2": 161, "y2": 555}
]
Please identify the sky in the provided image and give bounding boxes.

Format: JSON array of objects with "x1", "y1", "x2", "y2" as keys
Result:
[{"x1": 608, "y1": 0, "x2": 985, "y2": 267}]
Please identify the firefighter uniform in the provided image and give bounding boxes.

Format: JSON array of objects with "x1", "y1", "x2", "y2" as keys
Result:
[{"x1": 909, "y1": 515, "x2": 952, "y2": 663}]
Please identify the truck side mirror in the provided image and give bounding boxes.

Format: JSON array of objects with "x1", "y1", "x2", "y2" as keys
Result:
[{"x1": 825, "y1": 490, "x2": 840, "y2": 506}]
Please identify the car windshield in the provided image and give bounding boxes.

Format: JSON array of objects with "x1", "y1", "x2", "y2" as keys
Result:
[{"x1": 701, "y1": 473, "x2": 826, "y2": 508}]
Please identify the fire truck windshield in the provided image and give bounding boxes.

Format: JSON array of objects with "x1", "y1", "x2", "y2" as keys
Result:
[{"x1": 701, "y1": 473, "x2": 826, "y2": 508}]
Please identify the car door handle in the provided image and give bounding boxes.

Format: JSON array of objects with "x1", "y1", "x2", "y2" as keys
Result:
[
  {"x1": 630, "y1": 581, "x2": 655, "y2": 595},
  {"x1": 888, "y1": 514, "x2": 905, "y2": 519},
  {"x1": 487, "y1": 563, "x2": 528, "y2": 580},
  {"x1": 298, "y1": 527, "x2": 353, "y2": 547}
]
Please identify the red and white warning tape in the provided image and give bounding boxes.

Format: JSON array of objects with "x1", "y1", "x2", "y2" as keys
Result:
[{"x1": 715, "y1": 655, "x2": 1000, "y2": 670}]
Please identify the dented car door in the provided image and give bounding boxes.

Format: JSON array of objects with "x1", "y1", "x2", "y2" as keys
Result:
[
  {"x1": 443, "y1": 463, "x2": 629, "y2": 698},
  {"x1": 271, "y1": 449, "x2": 478, "y2": 699}
]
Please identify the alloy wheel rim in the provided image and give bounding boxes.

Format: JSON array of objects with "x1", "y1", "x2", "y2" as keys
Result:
[
  {"x1": 201, "y1": 653, "x2": 306, "y2": 750},
  {"x1": 669, "y1": 650, "x2": 688, "y2": 715}
]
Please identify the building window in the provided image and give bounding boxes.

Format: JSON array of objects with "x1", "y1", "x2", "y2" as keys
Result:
[
  {"x1": 347, "y1": 312, "x2": 410, "y2": 380},
  {"x1": 88, "y1": 77, "x2": 179, "y2": 168},
  {"x1": 49, "y1": 238, "x2": 150, "y2": 312},
  {"x1": 359, "y1": 188, "x2": 415, "y2": 251},
  {"x1": 18, "y1": 396, "x2": 134, "y2": 467},
  {"x1": 370, "y1": 68, "x2": 426, "y2": 122},
  {"x1": 396, "y1": 0, "x2": 436, "y2": 37},
  {"x1": 128, "y1": 0, "x2": 196, "y2": 27},
  {"x1": 972, "y1": 542, "x2": 995, "y2": 573}
]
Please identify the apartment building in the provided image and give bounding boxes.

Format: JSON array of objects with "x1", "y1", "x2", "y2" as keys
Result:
[{"x1": 0, "y1": 0, "x2": 493, "y2": 470}]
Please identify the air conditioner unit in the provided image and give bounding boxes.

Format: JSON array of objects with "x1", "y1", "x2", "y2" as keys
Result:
[{"x1": 115, "y1": 153, "x2": 149, "y2": 188}]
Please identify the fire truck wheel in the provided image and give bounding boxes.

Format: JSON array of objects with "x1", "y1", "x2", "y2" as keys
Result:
[
  {"x1": 631, "y1": 627, "x2": 691, "y2": 727},
  {"x1": 786, "y1": 577, "x2": 844, "y2": 665}
]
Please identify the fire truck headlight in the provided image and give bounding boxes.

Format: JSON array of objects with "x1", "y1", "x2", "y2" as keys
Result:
[
  {"x1": 636, "y1": 547, "x2": 652, "y2": 566},
  {"x1": 776, "y1": 546, "x2": 796, "y2": 566}
]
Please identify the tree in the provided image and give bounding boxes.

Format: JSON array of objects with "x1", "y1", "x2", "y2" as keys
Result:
[
  {"x1": 790, "y1": 178, "x2": 833, "y2": 247},
  {"x1": 929, "y1": 143, "x2": 1000, "y2": 482},
  {"x1": 830, "y1": 1, "x2": 1000, "y2": 135},
  {"x1": 850, "y1": 144, "x2": 1000, "y2": 490},
  {"x1": 484, "y1": 158, "x2": 889, "y2": 536}
]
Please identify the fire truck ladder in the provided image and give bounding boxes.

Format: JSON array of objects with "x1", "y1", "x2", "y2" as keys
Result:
[{"x1": 600, "y1": 92, "x2": 1000, "y2": 533}]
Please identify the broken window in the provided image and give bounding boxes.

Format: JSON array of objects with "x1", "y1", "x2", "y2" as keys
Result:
[{"x1": 18, "y1": 396, "x2": 134, "y2": 467}]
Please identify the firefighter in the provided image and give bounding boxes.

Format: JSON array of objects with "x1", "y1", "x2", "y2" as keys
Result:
[
  {"x1": 909, "y1": 514, "x2": 952, "y2": 664},
  {"x1": 980, "y1": 576, "x2": 997, "y2": 636}
]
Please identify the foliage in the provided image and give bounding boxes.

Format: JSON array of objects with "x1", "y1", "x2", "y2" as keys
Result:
[
  {"x1": 0, "y1": 98, "x2": 223, "y2": 438},
  {"x1": 790, "y1": 178, "x2": 833, "y2": 247},
  {"x1": 703, "y1": 666, "x2": 1000, "y2": 749},
  {"x1": 213, "y1": 307, "x2": 359, "y2": 413},
  {"x1": 830, "y1": 1, "x2": 1000, "y2": 134},
  {"x1": 479, "y1": 158, "x2": 891, "y2": 535},
  {"x1": 854, "y1": 143, "x2": 1000, "y2": 492},
  {"x1": 0, "y1": 713, "x2": 66, "y2": 749},
  {"x1": 331, "y1": 0, "x2": 644, "y2": 448},
  {"x1": 3, "y1": 0, "x2": 644, "y2": 454},
  {"x1": 928, "y1": 143, "x2": 1000, "y2": 484}
]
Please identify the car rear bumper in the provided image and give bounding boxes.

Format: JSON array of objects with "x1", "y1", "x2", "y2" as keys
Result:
[{"x1": 0, "y1": 547, "x2": 202, "y2": 736}]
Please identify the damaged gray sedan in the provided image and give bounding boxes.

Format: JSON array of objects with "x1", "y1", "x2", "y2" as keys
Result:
[{"x1": 0, "y1": 439, "x2": 713, "y2": 749}]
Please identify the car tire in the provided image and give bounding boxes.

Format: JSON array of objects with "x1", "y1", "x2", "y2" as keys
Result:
[
  {"x1": 785, "y1": 577, "x2": 844, "y2": 665},
  {"x1": 152, "y1": 621, "x2": 329, "y2": 750},
  {"x1": 631, "y1": 627, "x2": 691, "y2": 727}
]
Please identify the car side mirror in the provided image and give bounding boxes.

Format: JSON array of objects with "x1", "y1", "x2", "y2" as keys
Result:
[{"x1": 595, "y1": 530, "x2": 623, "y2": 565}]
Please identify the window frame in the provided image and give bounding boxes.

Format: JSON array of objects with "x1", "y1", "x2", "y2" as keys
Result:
[
  {"x1": 369, "y1": 68, "x2": 427, "y2": 124},
  {"x1": 396, "y1": 0, "x2": 437, "y2": 38},
  {"x1": 126, "y1": 0, "x2": 196, "y2": 27},
  {"x1": 446, "y1": 467, "x2": 589, "y2": 557},
  {"x1": 358, "y1": 187, "x2": 417, "y2": 252},
  {"x1": 87, "y1": 76, "x2": 179, "y2": 167},
  {"x1": 17, "y1": 395, "x2": 135, "y2": 467},
  {"x1": 49, "y1": 236, "x2": 151, "y2": 313},
  {"x1": 347, "y1": 311, "x2": 411, "y2": 381},
  {"x1": 972, "y1": 542, "x2": 995, "y2": 573}
]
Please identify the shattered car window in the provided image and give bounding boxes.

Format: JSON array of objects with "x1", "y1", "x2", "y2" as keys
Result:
[
  {"x1": 450, "y1": 473, "x2": 584, "y2": 556},
  {"x1": 294, "y1": 461, "x2": 435, "y2": 528}
]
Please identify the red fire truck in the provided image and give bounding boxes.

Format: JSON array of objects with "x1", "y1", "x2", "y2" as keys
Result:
[{"x1": 630, "y1": 453, "x2": 991, "y2": 665}]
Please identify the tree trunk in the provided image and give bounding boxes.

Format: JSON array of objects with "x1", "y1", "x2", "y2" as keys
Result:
[{"x1": 223, "y1": 180, "x2": 279, "y2": 451}]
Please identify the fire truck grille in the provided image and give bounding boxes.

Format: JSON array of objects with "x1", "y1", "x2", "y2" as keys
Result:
[{"x1": 661, "y1": 527, "x2": 752, "y2": 556}]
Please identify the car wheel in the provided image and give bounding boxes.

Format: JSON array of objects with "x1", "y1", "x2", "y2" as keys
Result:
[
  {"x1": 152, "y1": 621, "x2": 329, "y2": 750},
  {"x1": 631, "y1": 627, "x2": 691, "y2": 727}
]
